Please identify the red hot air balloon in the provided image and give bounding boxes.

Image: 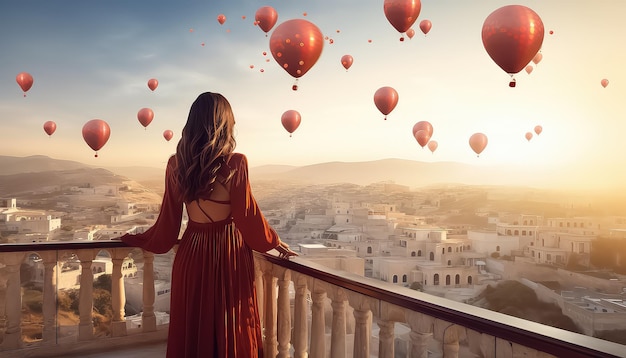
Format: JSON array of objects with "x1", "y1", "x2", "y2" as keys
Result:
[
  {"x1": 532, "y1": 52, "x2": 543, "y2": 65},
  {"x1": 43, "y1": 121, "x2": 57, "y2": 136},
  {"x1": 217, "y1": 14, "x2": 226, "y2": 25},
  {"x1": 269, "y1": 19, "x2": 324, "y2": 90},
  {"x1": 482, "y1": 5, "x2": 544, "y2": 85},
  {"x1": 147, "y1": 78, "x2": 158, "y2": 91},
  {"x1": 341, "y1": 55, "x2": 353, "y2": 70},
  {"x1": 412, "y1": 121, "x2": 433, "y2": 137},
  {"x1": 427, "y1": 140, "x2": 438, "y2": 153},
  {"x1": 419, "y1": 19, "x2": 432, "y2": 35},
  {"x1": 281, "y1": 110, "x2": 302, "y2": 137},
  {"x1": 16, "y1": 72, "x2": 34, "y2": 97},
  {"x1": 469, "y1": 133, "x2": 488, "y2": 157},
  {"x1": 525, "y1": 132, "x2": 533, "y2": 141},
  {"x1": 373, "y1": 87, "x2": 399, "y2": 120},
  {"x1": 525, "y1": 65, "x2": 533, "y2": 74},
  {"x1": 255, "y1": 6, "x2": 278, "y2": 35},
  {"x1": 414, "y1": 130, "x2": 430, "y2": 148},
  {"x1": 82, "y1": 119, "x2": 111, "y2": 157},
  {"x1": 163, "y1": 130, "x2": 174, "y2": 141},
  {"x1": 137, "y1": 108, "x2": 155, "y2": 128},
  {"x1": 601, "y1": 79, "x2": 609, "y2": 88},
  {"x1": 534, "y1": 125, "x2": 542, "y2": 135},
  {"x1": 406, "y1": 28, "x2": 415, "y2": 39},
  {"x1": 384, "y1": 0, "x2": 422, "y2": 36}
]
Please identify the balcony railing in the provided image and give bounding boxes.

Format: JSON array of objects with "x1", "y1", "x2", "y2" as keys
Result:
[{"x1": 1, "y1": 241, "x2": 625, "y2": 357}]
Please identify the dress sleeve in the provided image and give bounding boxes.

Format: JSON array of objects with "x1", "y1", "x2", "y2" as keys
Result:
[
  {"x1": 229, "y1": 153, "x2": 280, "y2": 253},
  {"x1": 120, "y1": 156, "x2": 183, "y2": 254}
]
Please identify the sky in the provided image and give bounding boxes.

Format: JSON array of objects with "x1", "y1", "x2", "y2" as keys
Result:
[{"x1": 1, "y1": 0, "x2": 625, "y2": 191}]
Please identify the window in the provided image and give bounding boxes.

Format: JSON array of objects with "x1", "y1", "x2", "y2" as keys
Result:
[
  {"x1": 442, "y1": 248, "x2": 445, "y2": 254},
  {"x1": 522, "y1": 230, "x2": 526, "y2": 236},
  {"x1": 447, "y1": 247, "x2": 452, "y2": 253},
  {"x1": 402, "y1": 274, "x2": 407, "y2": 283},
  {"x1": 434, "y1": 274, "x2": 439, "y2": 285},
  {"x1": 411, "y1": 251, "x2": 416, "y2": 257},
  {"x1": 468, "y1": 276, "x2": 473, "y2": 284},
  {"x1": 418, "y1": 250, "x2": 422, "y2": 256},
  {"x1": 447, "y1": 260, "x2": 451, "y2": 266},
  {"x1": 367, "y1": 247, "x2": 372, "y2": 254},
  {"x1": 445, "y1": 275, "x2": 451, "y2": 285},
  {"x1": 393, "y1": 275, "x2": 398, "y2": 283},
  {"x1": 429, "y1": 252, "x2": 434, "y2": 261},
  {"x1": 455, "y1": 274, "x2": 460, "y2": 285},
  {"x1": 514, "y1": 230, "x2": 519, "y2": 236},
  {"x1": 496, "y1": 245, "x2": 500, "y2": 252}
]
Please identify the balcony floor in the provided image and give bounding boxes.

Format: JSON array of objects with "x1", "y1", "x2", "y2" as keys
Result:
[{"x1": 61, "y1": 341, "x2": 167, "y2": 358}]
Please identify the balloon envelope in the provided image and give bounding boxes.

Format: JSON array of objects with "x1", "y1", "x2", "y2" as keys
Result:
[
  {"x1": 341, "y1": 55, "x2": 353, "y2": 70},
  {"x1": 601, "y1": 79, "x2": 609, "y2": 88},
  {"x1": 82, "y1": 119, "x2": 111, "y2": 153},
  {"x1": 217, "y1": 14, "x2": 226, "y2": 25},
  {"x1": 43, "y1": 121, "x2": 57, "y2": 136},
  {"x1": 137, "y1": 108, "x2": 155, "y2": 128},
  {"x1": 427, "y1": 140, "x2": 438, "y2": 153},
  {"x1": 481, "y1": 5, "x2": 544, "y2": 74},
  {"x1": 406, "y1": 28, "x2": 415, "y2": 39},
  {"x1": 269, "y1": 19, "x2": 324, "y2": 79},
  {"x1": 469, "y1": 133, "x2": 488, "y2": 156},
  {"x1": 383, "y1": 0, "x2": 422, "y2": 33},
  {"x1": 534, "y1": 125, "x2": 542, "y2": 135},
  {"x1": 281, "y1": 110, "x2": 302, "y2": 135},
  {"x1": 412, "y1": 121, "x2": 433, "y2": 137},
  {"x1": 373, "y1": 87, "x2": 399, "y2": 118},
  {"x1": 148, "y1": 78, "x2": 158, "y2": 91},
  {"x1": 532, "y1": 52, "x2": 543, "y2": 65},
  {"x1": 419, "y1": 19, "x2": 432, "y2": 34},
  {"x1": 16, "y1": 72, "x2": 34, "y2": 94},
  {"x1": 525, "y1": 65, "x2": 533, "y2": 74},
  {"x1": 163, "y1": 130, "x2": 174, "y2": 141},
  {"x1": 414, "y1": 130, "x2": 430, "y2": 148},
  {"x1": 525, "y1": 132, "x2": 533, "y2": 141},
  {"x1": 255, "y1": 6, "x2": 278, "y2": 33}
]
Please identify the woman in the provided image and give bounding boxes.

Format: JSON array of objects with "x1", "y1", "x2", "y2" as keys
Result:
[{"x1": 119, "y1": 92, "x2": 297, "y2": 357}]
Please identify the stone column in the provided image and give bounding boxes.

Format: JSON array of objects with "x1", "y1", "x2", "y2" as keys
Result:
[
  {"x1": 309, "y1": 291, "x2": 327, "y2": 358},
  {"x1": 353, "y1": 308, "x2": 371, "y2": 358},
  {"x1": 276, "y1": 269, "x2": 291, "y2": 358},
  {"x1": 110, "y1": 248, "x2": 128, "y2": 337},
  {"x1": 406, "y1": 312, "x2": 434, "y2": 358},
  {"x1": 263, "y1": 269, "x2": 277, "y2": 358},
  {"x1": 77, "y1": 250, "x2": 94, "y2": 341},
  {"x1": 1, "y1": 252, "x2": 25, "y2": 349},
  {"x1": 292, "y1": 275, "x2": 308, "y2": 358},
  {"x1": 40, "y1": 251, "x2": 58, "y2": 344},
  {"x1": 377, "y1": 320, "x2": 395, "y2": 358},
  {"x1": 141, "y1": 251, "x2": 156, "y2": 332},
  {"x1": 330, "y1": 290, "x2": 347, "y2": 358}
]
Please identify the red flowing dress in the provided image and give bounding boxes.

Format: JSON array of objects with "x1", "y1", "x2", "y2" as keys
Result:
[{"x1": 121, "y1": 153, "x2": 279, "y2": 358}]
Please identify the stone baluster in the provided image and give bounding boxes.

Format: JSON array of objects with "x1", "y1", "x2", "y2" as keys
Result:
[
  {"x1": 254, "y1": 260, "x2": 265, "y2": 326},
  {"x1": 330, "y1": 288, "x2": 348, "y2": 358},
  {"x1": 377, "y1": 320, "x2": 395, "y2": 358},
  {"x1": 440, "y1": 323, "x2": 460, "y2": 358},
  {"x1": 406, "y1": 311, "x2": 433, "y2": 358},
  {"x1": 309, "y1": 289, "x2": 327, "y2": 358},
  {"x1": 263, "y1": 265, "x2": 278, "y2": 357},
  {"x1": 76, "y1": 250, "x2": 95, "y2": 341},
  {"x1": 276, "y1": 268, "x2": 291, "y2": 358},
  {"x1": 291, "y1": 274, "x2": 309, "y2": 358},
  {"x1": 347, "y1": 291, "x2": 377, "y2": 358},
  {"x1": 1, "y1": 251, "x2": 25, "y2": 349},
  {"x1": 110, "y1": 248, "x2": 129, "y2": 337},
  {"x1": 142, "y1": 251, "x2": 156, "y2": 332},
  {"x1": 40, "y1": 251, "x2": 58, "y2": 344}
]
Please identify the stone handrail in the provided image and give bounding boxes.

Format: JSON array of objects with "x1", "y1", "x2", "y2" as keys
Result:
[{"x1": 1, "y1": 241, "x2": 625, "y2": 357}]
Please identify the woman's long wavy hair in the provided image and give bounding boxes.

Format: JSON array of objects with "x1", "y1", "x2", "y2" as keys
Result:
[{"x1": 174, "y1": 92, "x2": 236, "y2": 203}]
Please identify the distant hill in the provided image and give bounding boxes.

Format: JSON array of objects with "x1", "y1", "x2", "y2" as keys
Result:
[{"x1": 0, "y1": 155, "x2": 89, "y2": 175}]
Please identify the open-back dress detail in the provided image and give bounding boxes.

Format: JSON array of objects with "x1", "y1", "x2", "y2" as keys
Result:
[{"x1": 120, "y1": 153, "x2": 279, "y2": 358}]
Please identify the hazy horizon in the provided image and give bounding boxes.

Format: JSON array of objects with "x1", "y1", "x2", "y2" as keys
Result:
[{"x1": 1, "y1": 1, "x2": 625, "y2": 190}]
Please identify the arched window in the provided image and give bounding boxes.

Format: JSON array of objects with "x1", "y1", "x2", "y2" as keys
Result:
[
  {"x1": 455, "y1": 274, "x2": 460, "y2": 285},
  {"x1": 522, "y1": 230, "x2": 526, "y2": 236},
  {"x1": 447, "y1": 247, "x2": 452, "y2": 253},
  {"x1": 447, "y1": 260, "x2": 451, "y2": 266},
  {"x1": 434, "y1": 274, "x2": 440, "y2": 285},
  {"x1": 514, "y1": 230, "x2": 519, "y2": 236},
  {"x1": 442, "y1": 248, "x2": 445, "y2": 254},
  {"x1": 429, "y1": 252, "x2": 434, "y2": 261},
  {"x1": 523, "y1": 220, "x2": 528, "y2": 225},
  {"x1": 367, "y1": 247, "x2": 372, "y2": 254},
  {"x1": 468, "y1": 276, "x2": 473, "y2": 284},
  {"x1": 418, "y1": 250, "x2": 422, "y2": 256},
  {"x1": 445, "y1": 275, "x2": 451, "y2": 285},
  {"x1": 507, "y1": 230, "x2": 512, "y2": 235},
  {"x1": 402, "y1": 274, "x2": 407, "y2": 283},
  {"x1": 496, "y1": 245, "x2": 500, "y2": 252},
  {"x1": 393, "y1": 275, "x2": 398, "y2": 283},
  {"x1": 455, "y1": 247, "x2": 459, "y2": 252},
  {"x1": 411, "y1": 251, "x2": 416, "y2": 257}
]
